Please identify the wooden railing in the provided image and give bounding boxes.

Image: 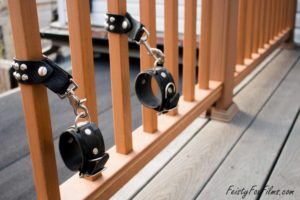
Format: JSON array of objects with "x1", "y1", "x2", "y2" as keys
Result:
[{"x1": 7, "y1": 0, "x2": 296, "y2": 199}]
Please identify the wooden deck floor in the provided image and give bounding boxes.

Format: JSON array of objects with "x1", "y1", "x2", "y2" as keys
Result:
[{"x1": 112, "y1": 47, "x2": 300, "y2": 200}]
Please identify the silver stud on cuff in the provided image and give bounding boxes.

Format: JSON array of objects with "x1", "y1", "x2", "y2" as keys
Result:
[
  {"x1": 168, "y1": 87, "x2": 173, "y2": 93},
  {"x1": 14, "y1": 72, "x2": 21, "y2": 80},
  {"x1": 122, "y1": 21, "x2": 128, "y2": 29},
  {"x1": 92, "y1": 148, "x2": 99, "y2": 155},
  {"x1": 20, "y1": 63, "x2": 27, "y2": 71},
  {"x1": 161, "y1": 72, "x2": 167, "y2": 78},
  {"x1": 109, "y1": 25, "x2": 115, "y2": 30},
  {"x1": 38, "y1": 66, "x2": 47, "y2": 77},
  {"x1": 21, "y1": 74, "x2": 28, "y2": 81},
  {"x1": 13, "y1": 63, "x2": 19, "y2": 70},
  {"x1": 109, "y1": 16, "x2": 115, "y2": 22}
]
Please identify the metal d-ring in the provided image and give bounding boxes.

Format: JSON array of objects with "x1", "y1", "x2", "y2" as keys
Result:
[{"x1": 165, "y1": 82, "x2": 176, "y2": 99}]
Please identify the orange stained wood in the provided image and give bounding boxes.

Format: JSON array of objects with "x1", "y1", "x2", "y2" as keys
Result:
[
  {"x1": 252, "y1": 0, "x2": 260, "y2": 54},
  {"x1": 244, "y1": 0, "x2": 254, "y2": 59},
  {"x1": 164, "y1": 0, "x2": 179, "y2": 116},
  {"x1": 7, "y1": 0, "x2": 60, "y2": 199},
  {"x1": 269, "y1": 0, "x2": 275, "y2": 40},
  {"x1": 66, "y1": 0, "x2": 98, "y2": 124},
  {"x1": 236, "y1": 0, "x2": 247, "y2": 65},
  {"x1": 198, "y1": 0, "x2": 212, "y2": 89},
  {"x1": 139, "y1": 0, "x2": 158, "y2": 132},
  {"x1": 183, "y1": 0, "x2": 197, "y2": 101},
  {"x1": 107, "y1": 0, "x2": 133, "y2": 154},
  {"x1": 210, "y1": 0, "x2": 239, "y2": 110},
  {"x1": 265, "y1": 0, "x2": 272, "y2": 44},
  {"x1": 258, "y1": 0, "x2": 266, "y2": 49}
]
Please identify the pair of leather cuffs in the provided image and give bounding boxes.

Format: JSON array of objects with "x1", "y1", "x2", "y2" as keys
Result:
[
  {"x1": 135, "y1": 67, "x2": 180, "y2": 113},
  {"x1": 11, "y1": 57, "x2": 72, "y2": 95}
]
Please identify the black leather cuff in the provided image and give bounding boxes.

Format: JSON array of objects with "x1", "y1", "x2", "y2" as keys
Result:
[{"x1": 135, "y1": 67, "x2": 180, "y2": 113}]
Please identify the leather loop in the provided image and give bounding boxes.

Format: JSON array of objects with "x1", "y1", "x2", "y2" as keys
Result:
[
  {"x1": 135, "y1": 67, "x2": 179, "y2": 113},
  {"x1": 12, "y1": 57, "x2": 72, "y2": 95},
  {"x1": 105, "y1": 12, "x2": 145, "y2": 42}
]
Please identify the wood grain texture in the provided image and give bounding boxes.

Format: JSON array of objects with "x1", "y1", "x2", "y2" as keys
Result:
[
  {"x1": 139, "y1": 0, "x2": 158, "y2": 132},
  {"x1": 107, "y1": 0, "x2": 133, "y2": 154},
  {"x1": 260, "y1": 115, "x2": 300, "y2": 200},
  {"x1": 7, "y1": 0, "x2": 60, "y2": 199},
  {"x1": 182, "y1": 0, "x2": 197, "y2": 101},
  {"x1": 236, "y1": 0, "x2": 247, "y2": 65},
  {"x1": 252, "y1": 0, "x2": 260, "y2": 53},
  {"x1": 244, "y1": 0, "x2": 254, "y2": 59},
  {"x1": 133, "y1": 49, "x2": 300, "y2": 200},
  {"x1": 164, "y1": 0, "x2": 179, "y2": 116},
  {"x1": 197, "y1": 54, "x2": 300, "y2": 200},
  {"x1": 66, "y1": 0, "x2": 98, "y2": 124},
  {"x1": 198, "y1": 0, "x2": 212, "y2": 89}
]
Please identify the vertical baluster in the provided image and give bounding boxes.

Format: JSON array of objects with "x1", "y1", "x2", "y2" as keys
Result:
[
  {"x1": 164, "y1": 0, "x2": 179, "y2": 115},
  {"x1": 265, "y1": 0, "x2": 272, "y2": 44},
  {"x1": 259, "y1": 0, "x2": 266, "y2": 49},
  {"x1": 199, "y1": 0, "x2": 212, "y2": 89},
  {"x1": 236, "y1": 0, "x2": 247, "y2": 65},
  {"x1": 7, "y1": 0, "x2": 60, "y2": 199},
  {"x1": 182, "y1": 0, "x2": 197, "y2": 101},
  {"x1": 269, "y1": 0, "x2": 275, "y2": 41},
  {"x1": 107, "y1": 0, "x2": 133, "y2": 153},
  {"x1": 252, "y1": 0, "x2": 260, "y2": 53},
  {"x1": 183, "y1": 0, "x2": 197, "y2": 101},
  {"x1": 244, "y1": 0, "x2": 254, "y2": 59},
  {"x1": 210, "y1": 0, "x2": 239, "y2": 110},
  {"x1": 66, "y1": 0, "x2": 98, "y2": 124},
  {"x1": 139, "y1": 0, "x2": 158, "y2": 132}
]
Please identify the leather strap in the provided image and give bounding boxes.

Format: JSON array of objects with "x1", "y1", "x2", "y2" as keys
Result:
[
  {"x1": 135, "y1": 67, "x2": 180, "y2": 113},
  {"x1": 105, "y1": 12, "x2": 145, "y2": 42},
  {"x1": 12, "y1": 57, "x2": 72, "y2": 95}
]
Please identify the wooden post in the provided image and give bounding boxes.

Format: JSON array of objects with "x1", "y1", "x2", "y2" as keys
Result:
[
  {"x1": 265, "y1": 0, "x2": 272, "y2": 44},
  {"x1": 198, "y1": 0, "x2": 212, "y2": 89},
  {"x1": 244, "y1": 0, "x2": 254, "y2": 59},
  {"x1": 210, "y1": 0, "x2": 239, "y2": 121},
  {"x1": 252, "y1": 0, "x2": 260, "y2": 54},
  {"x1": 65, "y1": 0, "x2": 98, "y2": 124},
  {"x1": 164, "y1": 0, "x2": 179, "y2": 116},
  {"x1": 107, "y1": 0, "x2": 133, "y2": 154},
  {"x1": 7, "y1": 0, "x2": 60, "y2": 199},
  {"x1": 139, "y1": 0, "x2": 158, "y2": 132},
  {"x1": 183, "y1": 0, "x2": 197, "y2": 101},
  {"x1": 259, "y1": 0, "x2": 266, "y2": 49},
  {"x1": 236, "y1": 0, "x2": 247, "y2": 65}
]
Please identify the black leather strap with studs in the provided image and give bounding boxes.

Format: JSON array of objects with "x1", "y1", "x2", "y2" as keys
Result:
[
  {"x1": 12, "y1": 57, "x2": 72, "y2": 95},
  {"x1": 105, "y1": 12, "x2": 145, "y2": 42},
  {"x1": 135, "y1": 67, "x2": 180, "y2": 113}
]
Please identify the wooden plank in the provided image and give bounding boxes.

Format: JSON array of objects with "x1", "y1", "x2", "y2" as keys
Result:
[
  {"x1": 107, "y1": 0, "x2": 133, "y2": 154},
  {"x1": 60, "y1": 81, "x2": 223, "y2": 200},
  {"x1": 7, "y1": 0, "x2": 60, "y2": 199},
  {"x1": 139, "y1": 0, "x2": 158, "y2": 132},
  {"x1": 65, "y1": 0, "x2": 98, "y2": 124},
  {"x1": 164, "y1": 0, "x2": 179, "y2": 115},
  {"x1": 265, "y1": 0, "x2": 272, "y2": 44},
  {"x1": 259, "y1": 0, "x2": 266, "y2": 49},
  {"x1": 197, "y1": 55, "x2": 300, "y2": 200},
  {"x1": 244, "y1": 0, "x2": 254, "y2": 59},
  {"x1": 131, "y1": 49, "x2": 300, "y2": 200},
  {"x1": 198, "y1": 0, "x2": 212, "y2": 89},
  {"x1": 236, "y1": 0, "x2": 247, "y2": 65},
  {"x1": 182, "y1": 0, "x2": 197, "y2": 101},
  {"x1": 260, "y1": 115, "x2": 300, "y2": 200}
]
